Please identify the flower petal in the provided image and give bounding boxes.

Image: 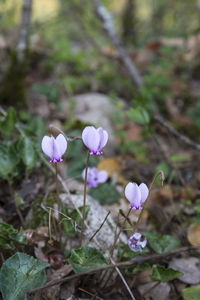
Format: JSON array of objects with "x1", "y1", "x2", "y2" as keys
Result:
[
  {"x1": 140, "y1": 239, "x2": 147, "y2": 248},
  {"x1": 82, "y1": 126, "x2": 100, "y2": 152},
  {"x1": 133, "y1": 232, "x2": 142, "y2": 240},
  {"x1": 41, "y1": 136, "x2": 53, "y2": 159},
  {"x1": 97, "y1": 127, "x2": 108, "y2": 149},
  {"x1": 125, "y1": 182, "x2": 141, "y2": 209},
  {"x1": 56, "y1": 134, "x2": 67, "y2": 156},
  {"x1": 98, "y1": 170, "x2": 108, "y2": 183},
  {"x1": 139, "y1": 183, "x2": 149, "y2": 204}
]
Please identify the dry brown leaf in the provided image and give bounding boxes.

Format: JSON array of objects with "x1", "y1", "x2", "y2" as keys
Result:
[
  {"x1": 98, "y1": 157, "x2": 127, "y2": 185},
  {"x1": 187, "y1": 224, "x2": 200, "y2": 246}
]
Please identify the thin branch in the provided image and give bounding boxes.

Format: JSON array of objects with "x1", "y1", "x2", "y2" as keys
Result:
[
  {"x1": 93, "y1": 0, "x2": 143, "y2": 88},
  {"x1": 154, "y1": 115, "x2": 200, "y2": 151},
  {"x1": 92, "y1": 1, "x2": 200, "y2": 153},
  {"x1": 89, "y1": 211, "x2": 110, "y2": 242},
  {"x1": 29, "y1": 245, "x2": 200, "y2": 294}
]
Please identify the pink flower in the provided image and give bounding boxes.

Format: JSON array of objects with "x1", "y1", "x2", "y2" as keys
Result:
[
  {"x1": 125, "y1": 182, "x2": 149, "y2": 210},
  {"x1": 82, "y1": 167, "x2": 108, "y2": 187},
  {"x1": 41, "y1": 134, "x2": 67, "y2": 163},
  {"x1": 128, "y1": 232, "x2": 147, "y2": 252},
  {"x1": 82, "y1": 126, "x2": 108, "y2": 155}
]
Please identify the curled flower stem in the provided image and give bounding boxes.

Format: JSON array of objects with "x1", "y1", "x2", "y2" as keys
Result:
[
  {"x1": 80, "y1": 151, "x2": 90, "y2": 247},
  {"x1": 55, "y1": 162, "x2": 61, "y2": 242},
  {"x1": 133, "y1": 170, "x2": 164, "y2": 233}
]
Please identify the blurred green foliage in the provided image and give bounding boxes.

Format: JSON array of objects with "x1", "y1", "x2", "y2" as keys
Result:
[{"x1": 0, "y1": 221, "x2": 27, "y2": 251}]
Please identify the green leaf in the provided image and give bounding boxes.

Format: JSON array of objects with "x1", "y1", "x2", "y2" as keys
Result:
[
  {"x1": 127, "y1": 107, "x2": 150, "y2": 125},
  {"x1": 0, "y1": 141, "x2": 20, "y2": 180},
  {"x1": 144, "y1": 232, "x2": 180, "y2": 254},
  {"x1": 89, "y1": 183, "x2": 120, "y2": 205},
  {"x1": 69, "y1": 246, "x2": 107, "y2": 273},
  {"x1": 18, "y1": 137, "x2": 37, "y2": 169},
  {"x1": 183, "y1": 285, "x2": 200, "y2": 300},
  {"x1": 0, "y1": 221, "x2": 27, "y2": 251},
  {"x1": 62, "y1": 206, "x2": 90, "y2": 236},
  {"x1": 151, "y1": 264, "x2": 183, "y2": 282},
  {"x1": 0, "y1": 107, "x2": 17, "y2": 138},
  {"x1": 0, "y1": 252, "x2": 49, "y2": 300}
]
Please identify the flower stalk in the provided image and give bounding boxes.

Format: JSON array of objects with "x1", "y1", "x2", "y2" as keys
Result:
[{"x1": 80, "y1": 151, "x2": 90, "y2": 247}]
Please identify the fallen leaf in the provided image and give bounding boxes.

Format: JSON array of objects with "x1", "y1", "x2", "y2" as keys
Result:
[
  {"x1": 187, "y1": 224, "x2": 200, "y2": 246},
  {"x1": 98, "y1": 157, "x2": 127, "y2": 185},
  {"x1": 138, "y1": 282, "x2": 170, "y2": 300},
  {"x1": 169, "y1": 257, "x2": 200, "y2": 284}
]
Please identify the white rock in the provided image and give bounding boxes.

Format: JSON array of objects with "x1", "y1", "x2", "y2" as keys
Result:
[{"x1": 60, "y1": 193, "x2": 127, "y2": 251}]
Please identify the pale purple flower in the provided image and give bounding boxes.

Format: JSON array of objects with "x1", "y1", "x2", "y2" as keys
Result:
[
  {"x1": 82, "y1": 167, "x2": 108, "y2": 187},
  {"x1": 125, "y1": 182, "x2": 149, "y2": 210},
  {"x1": 41, "y1": 134, "x2": 67, "y2": 163},
  {"x1": 128, "y1": 232, "x2": 147, "y2": 252},
  {"x1": 82, "y1": 126, "x2": 108, "y2": 155}
]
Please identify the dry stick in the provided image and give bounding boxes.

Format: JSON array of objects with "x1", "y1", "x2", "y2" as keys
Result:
[
  {"x1": 154, "y1": 115, "x2": 200, "y2": 152},
  {"x1": 88, "y1": 211, "x2": 110, "y2": 242},
  {"x1": 80, "y1": 151, "x2": 90, "y2": 247},
  {"x1": 29, "y1": 245, "x2": 200, "y2": 294},
  {"x1": 78, "y1": 287, "x2": 103, "y2": 300},
  {"x1": 93, "y1": 0, "x2": 143, "y2": 88}
]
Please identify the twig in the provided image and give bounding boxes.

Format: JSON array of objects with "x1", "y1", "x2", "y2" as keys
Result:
[
  {"x1": 154, "y1": 114, "x2": 200, "y2": 152},
  {"x1": 17, "y1": 0, "x2": 32, "y2": 61},
  {"x1": 78, "y1": 287, "x2": 103, "y2": 300},
  {"x1": 93, "y1": 0, "x2": 143, "y2": 88},
  {"x1": 110, "y1": 257, "x2": 136, "y2": 300},
  {"x1": 29, "y1": 245, "x2": 200, "y2": 294},
  {"x1": 92, "y1": 1, "x2": 200, "y2": 153},
  {"x1": 89, "y1": 211, "x2": 110, "y2": 242}
]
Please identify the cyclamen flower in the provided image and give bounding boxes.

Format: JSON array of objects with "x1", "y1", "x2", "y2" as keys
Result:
[
  {"x1": 125, "y1": 182, "x2": 149, "y2": 210},
  {"x1": 82, "y1": 126, "x2": 108, "y2": 155},
  {"x1": 41, "y1": 134, "x2": 67, "y2": 163},
  {"x1": 82, "y1": 167, "x2": 108, "y2": 187},
  {"x1": 128, "y1": 233, "x2": 147, "y2": 252}
]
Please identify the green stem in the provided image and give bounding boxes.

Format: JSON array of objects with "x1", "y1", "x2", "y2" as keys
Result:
[{"x1": 80, "y1": 151, "x2": 90, "y2": 247}]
